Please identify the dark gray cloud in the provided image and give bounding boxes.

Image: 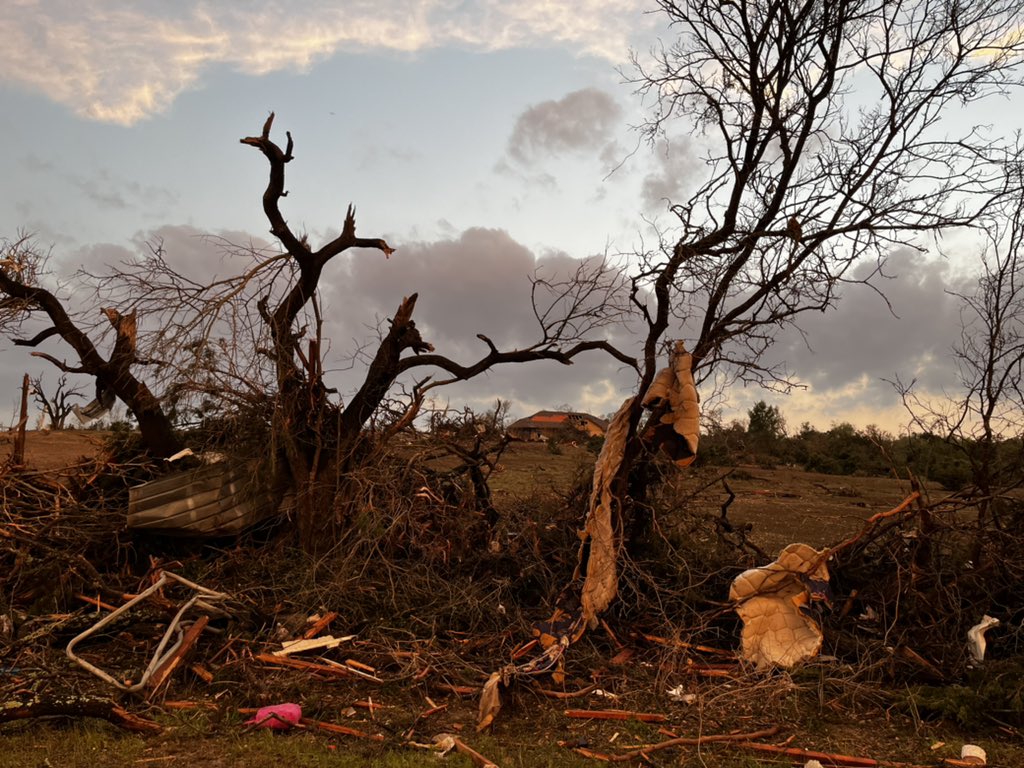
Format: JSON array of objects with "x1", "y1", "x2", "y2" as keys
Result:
[
  {"x1": 640, "y1": 139, "x2": 701, "y2": 212},
  {"x1": 777, "y1": 248, "x2": 963, "y2": 392},
  {"x1": 505, "y1": 88, "x2": 623, "y2": 166},
  {"x1": 315, "y1": 227, "x2": 640, "y2": 414},
  {"x1": 0, "y1": 227, "x2": 975, "y2": 430}
]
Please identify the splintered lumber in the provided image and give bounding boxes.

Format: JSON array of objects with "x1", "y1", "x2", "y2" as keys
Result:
[
  {"x1": 300, "y1": 717, "x2": 385, "y2": 741},
  {"x1": 564, "y1": 709, "x2": 667, "y2": 723},
  {"x1": 272, "y1": 634, "x2": 354, "y2": 657},
  {"x1": 567, "y1": 726, "x2": 782, "y2": 762},
  {"x1": 302, "y1": 611, "x2": 340, "y2": 639},
  {"x1": 255, "y1": 653, "x2": 366, "y2": 680},
  {"x1": 148, "y1": 616, "x2": 209, "y2": 695},
  {"x1": 0, "y1": 693, "x2": 161, "y2": 733}
]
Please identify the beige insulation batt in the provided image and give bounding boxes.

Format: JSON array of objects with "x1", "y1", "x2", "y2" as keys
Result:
[
  {"x1": 578, "y1": 396, "x2": 636, "y2": 629},
  {"x1": 641, "y1": 341, "x2": 699, "y2": 467},
  {"x1": 729, "y1": 543, "x2": 830, "y2": 669}
]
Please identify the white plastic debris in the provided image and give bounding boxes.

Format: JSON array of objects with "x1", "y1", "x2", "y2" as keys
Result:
[
  {"x1": 967, "y1": 615, "x2": 1000, "y2": 664},
  {"x1": 804, "y1": 761, "x2": 825, "y2": 768},
  {"x1": 667, "y1": 685, "x2": 697, "y2": 704}
]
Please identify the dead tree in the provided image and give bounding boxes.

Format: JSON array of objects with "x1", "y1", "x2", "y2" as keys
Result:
[
  {"x1": 894, "y1": 168, "x2": 1024, "y2": 554},
  {"x1": 0, "y1": 237, "x2": 182, "y2": 457},
  {"x1": 593, "y1": 0, "x2": 1024, "y2": 563},
  {"x1": 234, "y1": 114, "x2": 636, "y2": 548},
  {"x1": 31, "y1": 373, "x2": 87, "y2": 430}
]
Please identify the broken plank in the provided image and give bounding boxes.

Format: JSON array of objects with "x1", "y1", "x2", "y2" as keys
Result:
[
  {"x1": 148, "y1": 616, "x2": 210, "y2": 696},
  {"x1": 272, "y1": 634, "x2": 354, "y2": 657}
]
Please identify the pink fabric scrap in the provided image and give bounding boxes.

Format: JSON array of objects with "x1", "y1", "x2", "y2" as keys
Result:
[{"x1": 246, "y1": 702, "x2": 302, "y2": 730}]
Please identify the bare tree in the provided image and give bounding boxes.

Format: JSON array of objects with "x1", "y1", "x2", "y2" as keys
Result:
[
  {"x1": 894, "y1": 169, "x2": 1024, "y2": 543},
  {"x1": 588, "y1": 0, "x2": 1024, "y2": 554},
  {"x1": 31, "y1": 374, "x2": 87, "y2": 430},
  {"x1": 0, "y1": 236, "x2": 182, "y2": 457}
]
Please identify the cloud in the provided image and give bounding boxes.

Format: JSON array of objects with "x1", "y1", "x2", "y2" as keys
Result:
[
  {"x1": 0, "y1": 1, "x2": 647, "y2": 125},
  {"x1": 721, "y1": 247, "x2": 968, "y2": 431},
  {"x1": 641, "y1": 139, "x2": 702, "y2": 212},
  {"x1": 505, "y1": 88, "x2": 624, "y2": 166}
]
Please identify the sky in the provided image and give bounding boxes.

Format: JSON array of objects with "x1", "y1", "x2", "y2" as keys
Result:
[{"x1": 0, "y1": 1, "x2": 1018, "y2": 436}]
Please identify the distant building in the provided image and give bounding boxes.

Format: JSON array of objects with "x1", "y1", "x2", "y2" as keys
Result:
[{"x1": 506, "y1": 411, "x2": 608, "y2": 442}]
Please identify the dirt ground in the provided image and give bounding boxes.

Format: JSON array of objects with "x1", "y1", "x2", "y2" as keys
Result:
[{"x1": 0, "y1": 428, "x2": 110, "y2": 472}]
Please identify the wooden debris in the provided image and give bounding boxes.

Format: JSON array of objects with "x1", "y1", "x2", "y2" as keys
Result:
[
  {"x1": 353, "y1": 699, "x2": 387, "y2": 711},
  {"x1": 148, "y1": 616, "x2": 210, "y2": 696},
  {"x1": 301, "y1": 611, "x2": 340, "y2": 639},
  {"x1": 163, "y1": 700, "x2": 217, "y2": 711},
  {"x1": 734, "y1": 739, "x2": 931, "y2": 767},
  {"x1": 76, "y1": 593, "x2": 118, "y2": 612},
  {"x1": 321, "y1": 658, "x2": 384, "y2": 683},
  {"x1": 565, "y1": 725, "x2": 781, "y2": 762},
  {"x1": 533, "y1": 683, "x2": 599, "y2": 699},
  {"x1": 564, "y1": 709, "x2": 667, "y2": 723},
  {"x1": 272, "y1": 634, "x2": 354, "y2": 657},
  {"x1": 254, "y1": 653, "x2": 355, "y2": 679},
  {"x1": 637, "y1": 632, "x2": 736, "y2": 658},
  {"x1": 344, "y1": 658, "x2": 377, "y2": 673},
  {"x1": 190, "y1": 663, "x2": 214, "y2": 683},
  {"x1": 453, "y1": 736, "x2": 499, "y2": 768},
  {"x1": 0, "y1": 692, "x2": 161, "y2": 733},
  {"x1": 300, "y1": 716, "x2": 385, "y2": 741}
]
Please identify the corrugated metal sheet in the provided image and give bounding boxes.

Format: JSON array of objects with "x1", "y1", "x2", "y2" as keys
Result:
[{"x1": 128, "y1": 461, "x2": 278, "y2": 535}]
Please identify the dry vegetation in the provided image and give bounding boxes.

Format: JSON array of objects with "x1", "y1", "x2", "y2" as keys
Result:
[{"x1": 2, "y1": 431, "x2": 1022, "y2": 767}]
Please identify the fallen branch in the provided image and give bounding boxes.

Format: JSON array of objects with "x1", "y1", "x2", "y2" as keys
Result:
[
  {"x1": 564, "y1": 709, "x2": 667, "y2": 723},
  {"x1": 0, "y1": 693, "x2": 161, "y2": 733},
  {"x1": 300, "y1": 716, "x2": 385, "y2": 742},
  {"x1": 829, "y1": 491, "x2": 921, "y2": 560},
  {"x1": 533, "y1": 683, "x2": 599, "y2": 699},
  {"x1": 733, "y1": 739, "x2": 934, "y2": 768},
  {"x1": 453, "y1": 736, "x2": 500, "y2": 768},
  {"x1": 567, "y1": 725, "x2": 781, "y2": 762}
]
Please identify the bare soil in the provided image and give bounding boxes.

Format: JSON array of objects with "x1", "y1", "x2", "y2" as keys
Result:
[{"x1": 1, "y1": 428, "x2": 110, "y2": 472}]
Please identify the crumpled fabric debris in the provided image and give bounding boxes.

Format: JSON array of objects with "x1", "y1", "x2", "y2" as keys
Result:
[
  {"x1": 729, "y1": 543, "x2": 831, "y2": 669},
  {"x1": 578, "y1": 396, "x2": 636, "y2": 629},
  {"x1": 641, "y1": 340, "x2": 699, "y2": 467},
  {"x1": 246, "y1": 703, "x2": 302, "y2": 730}
]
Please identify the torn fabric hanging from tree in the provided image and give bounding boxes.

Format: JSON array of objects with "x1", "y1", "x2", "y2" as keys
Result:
[
  {"x1": 641, "y1": 341, "x2": 699, "y2": 468},
  {"x1": 476, "y1": 344, "x2": 702, "y2": 729}
]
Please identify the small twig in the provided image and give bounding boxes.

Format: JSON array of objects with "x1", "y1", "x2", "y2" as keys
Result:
[
  {"x1": 564, "y1": 709, "x2": 667, "y2": 723},
  {"x1": 566, "y1": 725, "x2": 781, "y2": 762}
]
